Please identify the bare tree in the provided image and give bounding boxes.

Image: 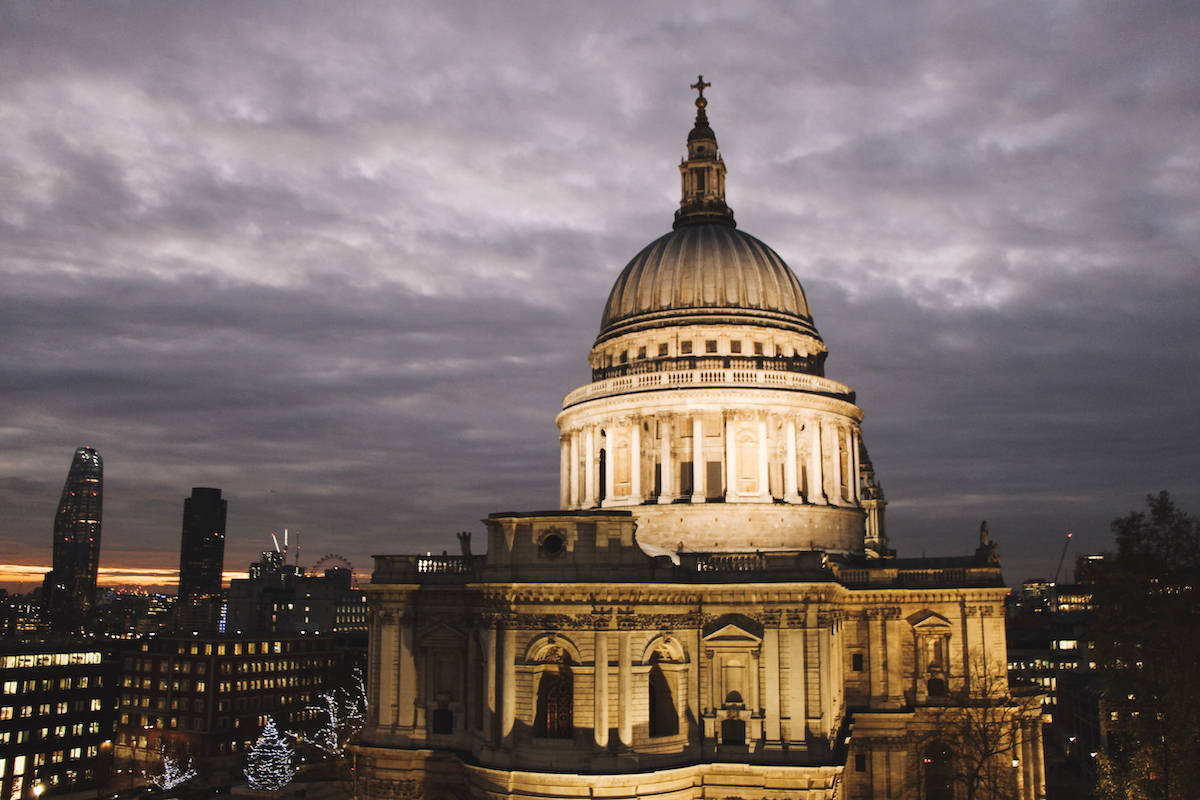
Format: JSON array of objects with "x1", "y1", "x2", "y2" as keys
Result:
[
  {"x1": 147, "y1": 746, "x2": 198, "y2": 791},
  {"x1": 289, "y1": 667, "x2": 367, "y2": 759},
  {"x1": 910, "y1": 659, "x2": 1036, "y2": 800}
]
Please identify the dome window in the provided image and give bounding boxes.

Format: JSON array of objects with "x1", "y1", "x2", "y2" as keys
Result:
[
  {"x1": 705, "y1": 340, "x2": 718, "y2": 354},
  {"x1": 754, "y1": 342, "x2": 764, "y2": 356},
  {"x1": 730, "y1": 340, "x2": 742, "y2": 354},
  {"x1": 637, "y1": 346, "x2": 647, "y2": 360},
  {"x1": 681, "y1": 341, "x2": 693, "y2": 355},
  {"x1": 658, "y1": 343, "x2": 669, "y2": 357}
]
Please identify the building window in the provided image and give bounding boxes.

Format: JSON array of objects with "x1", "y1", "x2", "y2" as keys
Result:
[
  {"x1": 754, "y1": 342, "x2": 764, "y2": 355},
  {"x1": 855, "y1": 753, "x2": 867, "y2": 772},
  {"x1": 705, "y1": 340, "x2": 718, "y2": 354},
  {"x1": 681, "y1": 341, "x2": 693, "y2": 355},
  {"x1": 534, "y1": 665, "x2": 573, "y2": 738},
  {"x1": 730, "y1": 340, "x2": 741, "y2": 354},
  {"x1": 658, "y1": 343, "x2": 669, "y2": 357},
  {"x1": 852, "y1": 653, "x2": 864, "y2": 671},
  {"x1": 637, "y1": 346, "x2": 646, "y2": 359}
]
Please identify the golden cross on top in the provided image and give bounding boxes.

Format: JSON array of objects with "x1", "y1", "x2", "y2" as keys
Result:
[{"x1": 690, "y1": 75, "x2": 711, "y2": 100}]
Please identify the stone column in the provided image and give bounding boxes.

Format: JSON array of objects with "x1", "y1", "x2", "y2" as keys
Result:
[
  {"x1": 377, "y1": 612, "x2": 398, "y2": 728},
  {"x1": 365, "y1": 609, "x2": 379, "y2": 727},
  {"x1": 691, "y1": 416, "x2": 706, "y2": 503},
  {"x1": 568, "y1": 432, "x2": 579, "y2": 508},
  {"x1": 757, "y1": 417, "x2": 770, "y2": 499},
  {"x1": 398, "y1": 616, "x2": 417, "y2": 730},
  {"x1": 1014, "y1": 723, "x2": 1026, "y2": 797},
  {"x1": 850, "y1": 429, "x2": 861, "y2": 502},
  {"x1": 604, "y1": 429, "x2": 615, "y2": 506},
  {"x1": 658, "y1": 417, "x2": 674, "y2": 503},
  {"x1": 808, "y1": 421, "x2": 825, "y2": 505},
  {"x1": 786, "y1": 624, "x2": 807, "y2": 742},
  {"x1": 724, "y1": 414, "x2": 737, "y2": 500},
  {"x1": 630, "y1": 420, "x2": 642, "y2": 504},
  {"x1": 885, "y1": 614, "x2": 904, "y2": 707},
  {"x1": 559, "y1": 436, "x2": 570, "y2": 508},
  {"x1": 827, "y1": 424, "x2": 842, "y2": 505},
  {"x1": 1022, "y1": 723, "x2": 1035, "y2": 798},
  {"x1": 1033, "y1": 720, "x2": 1046, "y2": 798},
  {"x1": 483, "y1": 624, "x2": 497, "y2": 744},
  {"x1": 593, "y1": 629, "x2": 609, "y2": 748},
  {"x1": 784, "y1": 419, "x2": 799, "y2": 501},
  {"x1": 819, "y1": 621, "x2": 833, "y2": 736},
  {"x1": 583, "y1": 427, "x2": 596, "y2": 507},
  {"x1": 763, "y1": 625, "x2": 781, "y2": 743},
  {"x1": 618, "y1": 631, "x2": 632, "y2": 747},
  {"x1": 466, "y1": 631, "x2": 479, "y2": 733},
  {"x1": 500, "y1": 626, "x2": 516, "y2": 746},
  {"x1": 868, "y1": 612, "x2": 885, "y2": 707}
]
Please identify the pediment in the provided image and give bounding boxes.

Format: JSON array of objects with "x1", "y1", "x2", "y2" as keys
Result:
[
  {"x1": 417, "y1": 621, "x2": 466, "y2": 647},
  {"x1": 702, "y1": 622, "x2": 762, "y2": 645},
  {"x1": 907, "y1": 610, "x2": 952, "y2": 630}
]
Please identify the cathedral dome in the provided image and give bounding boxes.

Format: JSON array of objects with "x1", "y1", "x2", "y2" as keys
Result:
[{"x1": 596, "y1": 223, "x2": 819, "y2": 343}]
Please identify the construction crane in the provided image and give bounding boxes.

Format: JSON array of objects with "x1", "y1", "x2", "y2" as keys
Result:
[{"x1": 1053, "y1": 531, "x2": 1074, "y2": 585}]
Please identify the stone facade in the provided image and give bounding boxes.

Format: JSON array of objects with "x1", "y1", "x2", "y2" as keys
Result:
[{"x1": 354, "y1": 81, "x2": 1045, "y2": 800}]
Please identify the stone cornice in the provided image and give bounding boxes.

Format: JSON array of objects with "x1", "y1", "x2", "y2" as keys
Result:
[{"x1": 557, "y1": 386, "x2": 863, "y2": 424}]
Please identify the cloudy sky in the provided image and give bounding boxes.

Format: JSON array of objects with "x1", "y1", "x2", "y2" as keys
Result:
[{"x1": 2, "y1": 1, "x2": 1197, "y2": 591}]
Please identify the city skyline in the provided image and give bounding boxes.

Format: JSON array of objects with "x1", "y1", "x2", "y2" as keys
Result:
[{"x1": 2, "y1": 2, "x2": 1198, "y2": 590}]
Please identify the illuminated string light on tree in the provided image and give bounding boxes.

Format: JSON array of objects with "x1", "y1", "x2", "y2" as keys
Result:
[
  {"x1": 148, "y1": 747, "x2": 197, "y2": 791},
  {"x1": 244, "y1": 717, "x2": 296, "y2": 791}
]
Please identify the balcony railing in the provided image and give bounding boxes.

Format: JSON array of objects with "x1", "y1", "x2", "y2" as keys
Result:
[
  {"x1": 563, "y1": 364, "x2": 855, "y2": 407},
  {"x1": 592, "y1": 354, "x2": 822, "y2": 382}
]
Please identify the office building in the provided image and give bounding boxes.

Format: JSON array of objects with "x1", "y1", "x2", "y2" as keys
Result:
[
  {"x1": 0, "y1": 639, "x2": 118, "y2": 799},
  {"x1": 41, "y1": 447, "x2": 103, "y2": 633},
  {"x1": 114, "y1": 634, "x2": 357, "y2": 775},
  {"x1": 176, "y1": 488, "x2": 227, "y2": 633}
]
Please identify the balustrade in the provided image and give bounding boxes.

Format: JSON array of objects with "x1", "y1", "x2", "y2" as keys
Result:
[{"x1": 565, "y1": 365, "x2": 854, "y2": 407}]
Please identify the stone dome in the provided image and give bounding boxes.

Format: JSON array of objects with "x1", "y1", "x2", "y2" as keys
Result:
[{"x1": 596, "y1": 223, "x2": 820, "y2": 343}]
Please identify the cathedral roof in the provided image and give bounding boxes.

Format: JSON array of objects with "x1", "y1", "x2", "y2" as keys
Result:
[
  {"x1": 596, "y1": 224, "x2": 819, "y2": 342},
  {"x1": 595, "y1": 77, "x2": 820, "y2": 344}
]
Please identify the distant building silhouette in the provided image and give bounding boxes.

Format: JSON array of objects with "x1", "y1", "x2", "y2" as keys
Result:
[
  {"x1": 226, "y1": 550, "x2": 367, "y2": 635},
  {"x1": 42, "y1": 446, "x2": 103, "y2": 632},
  {"x1": 176, "y1": 487, "x2": 227, "y2": 632}
]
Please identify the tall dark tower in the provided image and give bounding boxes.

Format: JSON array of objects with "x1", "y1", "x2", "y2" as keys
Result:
[
  {"x1": 176, "y1": 487, "x2": 227, "y2": 632},
  {"x1": 42, "y1": 446, "x2": 103, "y2": 632}
]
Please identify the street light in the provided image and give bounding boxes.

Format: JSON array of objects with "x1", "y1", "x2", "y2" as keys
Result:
[{"x1": 32, "y1": 782, "x2": 45, "y2": 799}]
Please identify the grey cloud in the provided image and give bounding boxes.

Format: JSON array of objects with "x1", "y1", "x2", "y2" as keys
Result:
[{"x1": 1, "y1": 0, "x2": 1197, "y2": 588}]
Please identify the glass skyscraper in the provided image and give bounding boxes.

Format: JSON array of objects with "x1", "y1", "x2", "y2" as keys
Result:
[
  {"x1": 176, "y1": 487, "x2": 227, "y2": 632},
  {"x1": 42, "y1": 446, "x2": 103, "y2": 632}
]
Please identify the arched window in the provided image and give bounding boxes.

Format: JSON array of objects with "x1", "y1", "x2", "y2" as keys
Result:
[
  {"x1": 924, "y1": 741, "x2": 954, "y2": 800},
  {"x1": 648, "y1": 663, "x2": 678, "y2": 737},
  {"x1": 598, "y1": 444, "x2": 607, "y2": 502},
  {"x1": 534, "y1": 665, "x2": 573, "y2": 738}
]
